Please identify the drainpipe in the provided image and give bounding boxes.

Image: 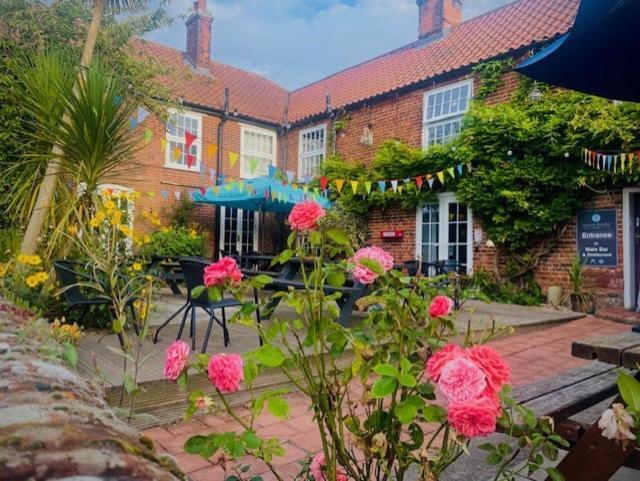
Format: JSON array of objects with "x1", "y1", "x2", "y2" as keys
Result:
[
  {"x1": 326, "y1": 93, "x2": 337, "y2": 155},
  {"x1": 213, "y1": 87, "x2": 229, "y2": 259}
]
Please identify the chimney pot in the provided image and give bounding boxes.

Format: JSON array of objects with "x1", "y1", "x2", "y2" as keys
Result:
[
  {"x1": 186, "y1": 0, "x2": 213, "y2": 68},
  {"x1": 416, "y1": 0, "x2": 463, "y2": 40}
]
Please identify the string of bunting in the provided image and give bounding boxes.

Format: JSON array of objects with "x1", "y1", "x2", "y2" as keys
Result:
[{"x1": 582, "y1": 148, "x2": 640, "y2": 173}]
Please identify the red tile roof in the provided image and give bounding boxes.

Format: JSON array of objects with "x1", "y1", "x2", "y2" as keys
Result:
[
  {"x1": 132, "y1": 39, "x2": 288, "y2": 124},
  {"x1": 288, "y1": 0, "x2": 579, "y2": 122},
  {"x1": 136, "y1": 0, "x2": 578, "y2": 125}
]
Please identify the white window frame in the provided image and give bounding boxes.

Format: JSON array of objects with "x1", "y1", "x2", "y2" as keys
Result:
[
  {"x1": 240, "y1": 124, "x2": 277, "y2": 179},
  {"x1": 219, "y1": 206, "x2": 260, "y2": 254},
  {"x1": 164, "y1": 109, "x2": 203, "y2": 172},
  {"x1": 415, "y1": 192, "x2": 473, "y2": 274},
  {"x1": 422, "y1": 79, "x2": 473, "y2": 149},
  {"x1": 298, "y1": 124, "x2": 327, "y2": 179}
]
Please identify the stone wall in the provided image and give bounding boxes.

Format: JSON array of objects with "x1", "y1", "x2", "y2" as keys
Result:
[{"x1": 0, "y1": 301, "x2": 186, "y2": 481}]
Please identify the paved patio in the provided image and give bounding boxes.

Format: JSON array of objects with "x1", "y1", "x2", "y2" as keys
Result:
[{"x1": 143, "y1": 315, "x2": 630, "y2": 481}]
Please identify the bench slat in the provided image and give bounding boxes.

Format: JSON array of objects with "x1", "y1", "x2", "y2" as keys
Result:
[
  {"x1": 621, "y1": 345, "x2": 640, "y2": 369},
  {"x1": 572, "y1": 332, "x2": 640, "y2": 364}
]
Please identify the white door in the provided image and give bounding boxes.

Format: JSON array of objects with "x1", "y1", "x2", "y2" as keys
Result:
[
  {"x1": 416, "y1": 193, "x2": 473, "y2": 273},
  {"x1": 219, "y1": 207, "x2": 259, "y2": 255}
]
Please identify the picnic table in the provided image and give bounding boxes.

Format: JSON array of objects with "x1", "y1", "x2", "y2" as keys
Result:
[
  {"x1": 149, "y1": 256, "x2": 184, "y2": 295},
  {"x1": 545, "y1": 332, "x2": 640, "y2": 480}
]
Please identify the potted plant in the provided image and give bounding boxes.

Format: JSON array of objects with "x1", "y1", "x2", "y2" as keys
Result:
[{"x1": 565, "y1": 256, "x2": 595, "y2": 313}]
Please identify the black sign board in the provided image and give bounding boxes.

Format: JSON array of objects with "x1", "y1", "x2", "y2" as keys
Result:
[{"x1": 576, "y1": 209, "x2": 617, "y2": 267}]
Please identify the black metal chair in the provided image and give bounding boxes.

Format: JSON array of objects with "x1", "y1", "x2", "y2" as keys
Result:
[
  {"x1": 153, "y1": 257, "x2": 242, "y2": 353},
  {"x1": 53, "y1": 260, "x2": 111, "y2": 325}
]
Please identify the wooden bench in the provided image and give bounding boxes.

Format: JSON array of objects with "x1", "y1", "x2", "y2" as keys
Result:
[
  {"x1": 149, "y1": 256, "x2": 184, "y2": 295},
  {"x1": 440, "y1": 362, "x2": 639, "y2": 481}
]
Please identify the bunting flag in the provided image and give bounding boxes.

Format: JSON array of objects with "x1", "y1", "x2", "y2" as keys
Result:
[
  {"x1": 147, "y1": 191, "x2": 155, "y2": 198},
  {"x1": 427, "y1": 177, "x2": 435, "y2": 189},
  {"x1": 137, "y1": 106, "x2": 149, "y2": 124},
  {"x1": 457, "y1": 164, "x2": 463, "y2": 176},
  {"x1": 249, "y1": 158, "x2": 259, "y2": 174},
  {"x1": 582, "y1": 148, "x2": 640, "y2": 175},
  {"x1": 172, "y1": 147, "x2": 181, "y2": 161},
  {"x1": 436, "y1": 171, "x2": 445, "y2": 184},
  {"x1": 174, "y1": 191, "x2": 181, "y2": 200},
  {"x1": 268, "y1": 165, "x2": 277, "y2": 178},
  {"x1": 199, "y1": 161, "x2": 205, "y2": 176},
  {"x1": 350, "y1": 180, "x2": 359, "y2": 194},
  {"x1": 207, "y1": 143, "x2": 218, "y2": 159},
  {"x1": 129, "y1": 117, "x2": 138, "y2": 130},
  {"x1": 144, "y1": 129, "x2": 153, "y2": 144},
  {"x1": 364, "y1": 181, "x2": 372, "y2": 195},
  {"x1": 209, "y1": 168, "x2": 217, "y2": 181},
  {"x1": 186, "y1": 154, "x2": 194, "y2": 168},
  {"x1": 320, "y1": 176, "x2": 328, "y2": 191},
  {"x1": 200, "y1": 187, "x2": 207, "y2": 195},
  {"x1": 185, "y1": 132, "x2": 197, "y2": 150},
  {"x1": 391, "y1": 180, "x2": 398, "y2": 192},
  {"x1": 286, "y1": 170, "x2": 295, "y2": 183},
  {"x1": 160, "y1": 138, "x2": 167, "y2": 152},
  {"x1": 416, "y1": 176, "x2": 423, "y2": 190},
  {"x1": 397, "y1": 185, "x2": 404, "y2": 194},
  {"x1": 335, "y1": 179, "x2": 345, "y2": 193},
  {"x1": 160, "y1": 191, "x2": 169, "y2": 200},
  {"x1": 377, "y1": 180, "x2": 386, "y2": 192},
  {"x1": 229, "y1": 151, "x2": 239, "y2": 167}
]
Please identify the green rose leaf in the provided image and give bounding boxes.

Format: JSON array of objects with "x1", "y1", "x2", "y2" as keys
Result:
[
  {"x1": 254, "y1": 274, "x2": 273, "y2": 286},
  {"x1": 267, "y1": 396, "x2": 290, "y2": 419},
  {"x1": 371, "y1": 376, "x2": 397, "y2": 398},
  {"x1": 327, "y1": 228, "x2": 350, "y2": 245},
  {"x1": 241, "y1": 431, "x2": 262, "y2": 449},
  {"x1": 397, "y1": 372, "x2": 417, "y2": 388},
  {"x1": 191, "y1": 285, "x2": 205, "y2": 298},
  {"x1": 423, "y1": 404, "x2": 446, "y2": 423},
  {"x1": 255, "y1": 344, "x2": 286, "y2": 367},
  {"x1": 545, "y1": 468, "x2": 565, "y2": 481},
  {"x1": 395, "y1": 401, "x2": 418, "y2": 424},
  {"x1": 278, "y1": 249, "x2": 294, "y2": 264},
  {"x1": 359, "y1": 258, "x2": 383, "y2": 275},
  {"x1": 208, "y1": 285, "x2": 222, "y2": 302},
  {"x1": 326, "y1": 270, "x2": 346, "y2": 288},
  {"x1": 373, "y1": 363, "x2": 399, "y2": 378},
  {"x1": 309, "y1": 230, "x2": 322, "y2": 246}
]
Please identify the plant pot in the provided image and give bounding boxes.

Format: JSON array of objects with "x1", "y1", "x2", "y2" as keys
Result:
[
  {"x1": 570, "y1": 294, "x2": 595, "y2": 314},
  {"x1": 547, "y1": 286, "x2": 563, "y2": 306}
]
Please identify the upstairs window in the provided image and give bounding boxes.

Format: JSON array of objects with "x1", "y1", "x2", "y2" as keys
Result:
[
  {"x1": 422, "y1": 80, "x2": 472, "y2": 148},
  {"x1": 240, "y1": 125, "x2": 277, "y2": 178},
  {"x1": 165, "y1": 110, "x2": 202, "y2": 171},
  {"x1": 298, "y1": 125, "x2": 326, "y2": 179}
]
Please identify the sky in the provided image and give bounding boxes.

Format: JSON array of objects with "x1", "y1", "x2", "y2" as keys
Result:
[{"x1": 146, "y1": 0, "x2": 513, "y2": 90}]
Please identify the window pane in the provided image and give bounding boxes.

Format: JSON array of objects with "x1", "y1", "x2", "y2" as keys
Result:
[{"x1": 449, "y1": 224, "x2": 457, "y2": 243}]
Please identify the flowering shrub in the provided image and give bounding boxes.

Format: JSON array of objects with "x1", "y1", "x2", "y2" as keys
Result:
[
  {"x1": 141, "y1": 226, "x2": 206, "y2": 258},
  {"x1": 0, "y1": 253, "x2": 52, "y2": 313},
  {"x1": 165, "y1": 201, "x2": 567, "y2": 481},
  {"x1": 49, "y1": 317, "x2": 83, "y2": 345}
]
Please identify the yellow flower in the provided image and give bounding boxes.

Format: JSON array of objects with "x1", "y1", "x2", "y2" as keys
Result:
[
  {"x1": 132, "y1": 262, "x2": 142, "y2": 272},
  {"x1": 130, "y1": 191, "x2": 141, "y2": 200},
  {"x1": 17, "y1": 254, "x2": 42, "y2": 266},
  {"x1": 118, "y1": 224, "x2": 133, "y2": 237},
  {"x1": 67, "y1": 224, "x2": 78, "y2": 236},
  {"x1": 110, "y1": 210, "x2": 123, "y2": 226},
  {"x1": 189, "y1": 228, "x2": 198, "y2": 238},
  {"x1": 50, "y1": 318, "x2": 83, "y2": 344},
  {"x1": 89, "y1": 217, "x2": 100, "y2": 228},
  {"x1": 26, "y1": 271, "x2": 48, "y2": 288},
  {"x1": 0, "y1": 263, "x2": 8, "y2": 277},
  {"x1": 161, "y1": 226, "x2": 170, "y2": 233},
  {"x1": 104, "y1": 200, "x2": 116, "y2": 212}
]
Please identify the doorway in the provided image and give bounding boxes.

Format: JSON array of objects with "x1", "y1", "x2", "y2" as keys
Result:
[
  {"x1": 219, "y1": 207, "x2": 259, "y2": 255},
  {"x1": 623, "y1": 188, "x2": 640, "y2": 308}
]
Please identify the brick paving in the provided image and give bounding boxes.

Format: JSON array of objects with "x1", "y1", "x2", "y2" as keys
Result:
[{"x1": 144, "y1": 316, "x2": 629, "y2": 481}]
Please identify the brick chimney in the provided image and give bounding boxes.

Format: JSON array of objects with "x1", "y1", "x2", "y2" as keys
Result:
[
  {"x1": 416, "y1": 0, "x2": 463, "y2": 40},
  {"x1": 186, "y1": 0, "x2": 213, "y2": 68}
]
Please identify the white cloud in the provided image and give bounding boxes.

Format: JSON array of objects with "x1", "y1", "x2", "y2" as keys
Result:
[{"x1": 146, "y1": 0, "x2": 514, "y2": 89}]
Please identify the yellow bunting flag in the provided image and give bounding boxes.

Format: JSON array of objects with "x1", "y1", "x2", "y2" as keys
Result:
[
  {"x1": 229, "y1": 151, "x2": 239, "y2": 167},
  {"x1": 398, "y1": 185, "x2": 404, "y2": 194},
  {"x1": 144, "y1": 129, "x2": 153, "y2": 144},
  {"x1": 303, "y1": 185, "x2": 308, "y2": 194},
  {"x1": 436, "y1": 171, "x2": 445, "y2": 184},
  {"x1": 213, "y1": 186, "x2": 220, "y2": 194},
  {"x1": 335, "y1": 179, "x2": 345, "y2": 193},
  {"x1": 629, "y1": 152, "x2": 635, "y2": 173},
  {"x1": 447, "y1": 167, "x2": 455, "y2": 178},
  {"x1": 364, "y1": 181, "x2": 372, "y2": 195},
  {"x1": 207, "y1": 143, "x2": 218, "y2": 159},
  {"x1": 172, "y1": 147, "x2": 181, "y2": 160},
  {"x1": 147, "y1": 191, "x2": 155, "y2": 198},
  {"x1": 160, "y1": 138, "x2": 167, "y2": 152},
  {"x1": 224, "y1": 183, "x2": 233, "y2": 191},
  {"x1": 350, "y1": 180, "x2": 359, "y2": 194}
]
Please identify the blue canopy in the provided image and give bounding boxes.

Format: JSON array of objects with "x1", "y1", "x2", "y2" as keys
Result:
[
  {"x1": 193, "y1": 176, "x2": 331, "y2": 213},
  {"x1": 516, "y1": 0, "x2": 640, "y2": 102}
]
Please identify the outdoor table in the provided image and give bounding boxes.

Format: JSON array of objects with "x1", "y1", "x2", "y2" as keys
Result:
[{"x1": 551, "y1": 333, "x2": 640, "y2": 480}]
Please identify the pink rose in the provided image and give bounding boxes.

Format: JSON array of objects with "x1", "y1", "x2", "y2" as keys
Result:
[
  {"x1": 466, "y1": 345, "x2": 511, "y2": 395},
  {"x1": 437, "y1": 356, "x2": 487, "y2": 405},
  {"x1": 204, "y1": 257, "x2": 243, "y2": 287},
  {"x1": 425, "y1": 343, "x2": 465, "y2": 382},
  {"x1": 349, "y1": 246, "x2": 394, "y2": 285},
  {"x1": 447, "y1": 396, "x2": 499, "y2": 438},
  {"x1": 207, "y1": 353, "x2": 244, "y2": 393},
  {"x1": 164, "y1": 340, "x2": 190, "y2": 381},
  {"x1": 429, "y1": 295, "x2": 455, "y2": 318},
  {"x1": 288, "y1": 201, "x2": 326, "y2": 231},
  {"x1": 309, "y1": 453, "x2": 347, "y2": 481}
]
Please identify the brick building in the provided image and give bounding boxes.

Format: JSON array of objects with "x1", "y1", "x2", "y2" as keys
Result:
[{"x1": 118, "y1": 0, "x2": 636, "y2": 308}]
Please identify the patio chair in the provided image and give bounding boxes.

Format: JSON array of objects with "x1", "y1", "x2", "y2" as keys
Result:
[{"x1": 154, "y1": 257, "x2": 242, "y2": 353}]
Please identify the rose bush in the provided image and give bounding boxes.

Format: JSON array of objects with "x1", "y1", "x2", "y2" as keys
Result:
[{"x1": 164, "y1": 201, "x2": 568, "y2": 481}]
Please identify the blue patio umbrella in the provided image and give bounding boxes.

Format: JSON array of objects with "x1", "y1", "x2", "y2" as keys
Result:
[
  {"x1": 193, "y1": 176, "x2": 331, "y2": 213},
  {"x1": 516, "y1": 0, "x2": 640, "y2": 102}
]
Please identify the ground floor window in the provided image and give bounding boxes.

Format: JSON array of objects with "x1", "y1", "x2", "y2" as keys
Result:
[
  {"x1": 416, "y1": 192, "x2": 472, "y2": 273},
  {"x1": 219, "y1": 207, "x2": 259, "y2": 255}
]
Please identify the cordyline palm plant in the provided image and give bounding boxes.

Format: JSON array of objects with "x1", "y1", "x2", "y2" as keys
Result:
[
  {"x1": 20, "y1": 0, "x2": 154, "y2": 255},
  {"x1": 7, "y1": 49, "x2": 140, "y2": 259}
]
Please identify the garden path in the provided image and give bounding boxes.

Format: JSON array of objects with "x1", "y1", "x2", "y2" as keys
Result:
[{"x1": 142, "y1": 316, "x2": 629, "y2": 481}]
